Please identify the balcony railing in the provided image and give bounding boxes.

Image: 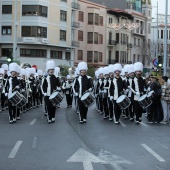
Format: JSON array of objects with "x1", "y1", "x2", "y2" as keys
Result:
[
  {"x1": 108, "y1": 59, "x2": 118, "y2": 64},
  {"x1": 108, "y1": 40, "x2": 117, "y2": 46},
  {"x1": 71, "y1": 2, "x2": 80, "y2": 10},
  {"x1": 18, "y1": 37, "x2": 49, "y2": 44},
  {"x1": 72, "y1": 41, "x2": 80, "y2": 47},
  {"x1": 127, "y1": 43, "x2": 132, "y2": 48},
  {"x1": 127, "y1": 61, "x2": 132, "y2": 64},
  {"x1": 72, "y1": 21, "x2": 80, "y2": 28}
]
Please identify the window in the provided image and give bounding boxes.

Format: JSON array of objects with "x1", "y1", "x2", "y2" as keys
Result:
[
  {"x1": 60, "y1": 30, "x2": 66, "y2": 41},
  {"x1": 78, "y1": 30, "x2": 83, "y2": 41},
  {"x1": 78, "y1": 11, "x2": 84, "y2": 22},
  {"x1": 137, "y1": 55, "x2": 140, "y2": 61},
  {"x1": 99, "y1": 16, "x2": 103, "y2": 26},
  {"x1": 94, "y1": 32, "x2": 98, "y2": 44},
  {"x1": 2, "y1": 5, "x2": 12, "y2": 14},
  {"x1": 22, "y1": 5, "x2": 48, "y2": 17},
  {"x1": 115, "y1": 51, "x2": 119, "y2": 63},
  {"x1": 99, "y1": 34, "x2": 103, "y2": 44},
  {"x1": 138, "y1": 39, "x2": 140, "y2": 46},
  {"x1": 161, "y1": 30, "x2": 163, "y2": 39},
  {"x1": 87, "y1": 32, "x2": 93, "y2": 44},
  {"x1": 133, "y1": 54, "x2": 136, "y2": 63},
  {"x1": 2, "y1": 26, "x2": 12, "y2": 35},
  {"x1": 20, "y1": 49, "x2": 47, "y2": 57},
  {"x1": 94, "y1": 51, "x2": 98, "y2": 63},
  {"x1": 50, "y1": 50, "x2": 62, "y2": 59},
  {"x1": 78, "y1": 50, "x2": 83, "y2": 60},
  {"x1": 66, "y1": 52, "x2": 70, "y2": 60},
  {"x1": 116, "y1": 33, "x2": 119, "y2": 43},
  {"x1": 109, "y1": 18, "x2": 112, "y2": 24},
  {"x1": 88, "y1": 13, "x2": 93, "y2": 25},
  {"x1": 95, "y1": 13, "x2": 99, "y2": 25},
  {"x1": 99, "y1": 52, "x2": 102, "y2": 62},
  {"x1": 148, "y1": 23, "x2": 151, "y2": 33},
  {"x1": 134, "y1": 38, "x2": 136, "y2": 45},
  {"x1": 61, "y1": 0, "x2": 67, "y2": 2},
  {"x1": 22, "y1": 26, "x2": 47, "y2": 38},
  {"x1": 87, "y1": 51, "x2": 93, "y2": 62},
  {"x1": 60, "y1": 10, "x2": 67, "y2": 21},
  {"x1": 2, "y1": 48, "x2": 12, "y2": 56}
]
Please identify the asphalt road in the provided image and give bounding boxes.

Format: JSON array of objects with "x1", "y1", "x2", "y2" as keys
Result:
[{"x1": 0, "y1": 97, "x2": 170, "y2": 170}]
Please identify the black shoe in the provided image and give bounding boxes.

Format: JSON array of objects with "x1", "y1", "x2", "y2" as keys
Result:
[{"x1": 79, "y1": 121, "x2": 83, "y2": 124}]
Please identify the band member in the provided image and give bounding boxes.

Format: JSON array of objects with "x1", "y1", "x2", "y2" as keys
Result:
[
  {"x1": 42, "y1": 60, "x2": 61, "y2": 123},
  {"x1": 73, "y1": 62, "x2": 93, "y2": 124},
  {"x1": 62, "y1": 75, "x2": 73, "y2": 108},
  {"x1": 161, "y1": 76, "x2": 170, "y2": 123},
  {"x1": 6, "y1": 63, "x2": 21, "y2": 123},
  {"x1": 37, "y1": 70, "x2": 43, "y2": 106},
  {"x1": 0, "y1": 68, "x2": 6, "y2": 112},
  {"x1": 133, "y1": 62, "x2": 147, "y2": 124},
  {"x1": 1, "y1": 64, "x2": 8, "y2": 79},
  {"x1": 94, "y1": 70, "x2": 100, "y2": 112},
  {"x1": 109, "y1": 63, "x2": 128, "y2": 124}
]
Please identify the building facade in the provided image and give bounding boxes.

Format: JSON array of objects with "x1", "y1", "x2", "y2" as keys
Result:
[{"x1": 0, "y1": 0, "x2": 80, "y2": 70}]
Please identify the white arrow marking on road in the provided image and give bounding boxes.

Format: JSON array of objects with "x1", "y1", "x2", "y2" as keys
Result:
[
  {"x1": 98, "y1": 149, "x2": 133, "y2": 170},
  {"x1": 67, "y1": 148, "x2": 106, "y2": 170}
]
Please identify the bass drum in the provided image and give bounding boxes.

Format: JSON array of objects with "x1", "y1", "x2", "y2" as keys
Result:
[
  {"x1": 81, "y1": 92, "x2": 95, "y2": 107},
  {"x1": 116, "y1": 95, "x2": 131, "y2": 110},
  {"x1": 17, "y1": 95, "x2": 27, "y2": 108},
  {"x1": 8, "y1": 91, "x2": 22, "y2": 106},
  {"x1": 49, "y1": 91, "x2": 64, "y2": 106},
  {"x1": 138, "y1": 94, "x2": 152, "y2": 109}
]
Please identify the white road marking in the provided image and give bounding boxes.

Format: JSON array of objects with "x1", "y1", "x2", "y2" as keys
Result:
[
  {"x1": 8, "y1": 141, "x2": 22, "y2": 158},
  {"x1": 140, "y1": 122, "x2": 148, "y2": 127},
  {"x1": 30, "y1": 119, "x2": 37, "y2": 125},
  {"x1": 119, "y1": 120, "x2": 126, "y2": 127},
  {"x1": 141, "y1": 144, "x2": 165, "y2": 162},
  {"x1": 32, "y1": 137, "x2": 37, "y2": 149}
]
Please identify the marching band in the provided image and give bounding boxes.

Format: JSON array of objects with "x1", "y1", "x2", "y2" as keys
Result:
[{"x1": 0, "y1": 60, "x2": 169, "y2": 125}]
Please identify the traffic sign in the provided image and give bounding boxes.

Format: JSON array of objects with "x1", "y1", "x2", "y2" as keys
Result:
[{"x1": 152, "y1": 59, "x2": 158, "y2": 67}]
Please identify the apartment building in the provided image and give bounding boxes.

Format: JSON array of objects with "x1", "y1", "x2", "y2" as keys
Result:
[
  {"x1": 0, "y1": 0, "x2": 80, "y2": 69},
  {"x1": 74, "y1": 0, "x2": 106, "y2": 67}
]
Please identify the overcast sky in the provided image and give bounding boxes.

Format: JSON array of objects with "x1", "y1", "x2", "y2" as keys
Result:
[{"x1": 151, "y1": 0, "x2": 170, "y2": 18}]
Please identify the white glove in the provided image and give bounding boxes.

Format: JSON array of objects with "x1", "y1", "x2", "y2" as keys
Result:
[
  {"x1": 110, "y1": 96, "x2": 114, "y2": 101},
  {"x1": 33, "y1": 84, "x2": 36, "y2": 87},
  {"x1": 75, "y1": 93, "x2": 78, "y2": 96},
  {"x1": 22, "y1": 89, "x2": 25, "y2": 92},
  {"x1": 16, "y1": 85, "x2": 20, "y2": 89},
  {"x1": 103, "y1": 89, "x2": 107, "y2": 93},
  {"x1": 99, "y1": 90, "x2": 102, "y2": 93},
  {"x1": 147, "y1": 87, "x2": 151, "y2": 91},
  {"x1": 44, "y1": 93, "x2": 47, "y2": 96},
  {"x1": 135, "y1": 92, "x2": 140, "y2": 95},
  {"x1": 29, "y1": 89, "x2": 32, "y2": 93},
  {"x1": 95, "y1": 94, "x2": 98, "y2": 98},
  {"x1": 57, "y1": 87, "x2": 61, "y2": 91},
  {"x1": 128, "y1": 86, "x2": 130, "y2": 89},
  {"x1": 125, "y1": 89, "x2": 129, "y2": 94},
  {"x1": 5, "y1": 93, "x2": 8, "y2": 97},
  {"x1": 88, "y1": 88, "x2": 92, "y2": 92}
]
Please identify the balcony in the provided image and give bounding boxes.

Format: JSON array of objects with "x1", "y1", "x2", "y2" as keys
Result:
[
  {"x1": 72, "y1": 21, "x2": 80, "y2": 28},
  {"x1": 127, "y1": 61, "x2": 132, "y2": 64},
  {"x1": 71, "y1": 2, "x2": 80, "y2": 10},
  {"x1": 108, "y1": 40, "x2": 117, "y2": 46},
  {"x1": 108, "y1": 59, "x2": 118, "y2": 64},
  {"x1": 72, "y1": 41, "x2": 80, "y2": 47},
  {"x1": 18, "y1": 37, "x2": 49, "y2": 44},
  {"x1": 127, "y1": 43, "x2": 132, "y2": 48}
]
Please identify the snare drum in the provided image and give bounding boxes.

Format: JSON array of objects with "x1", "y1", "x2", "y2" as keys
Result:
[
  {"x1": 116, "y1": 95, "x2": 131, "y2": 110},
  {"x1": 81, "y1": 92, "x2": 95, "y2": 107},
  {"x1": 17, "y1": 95, "x2": 27, "y2": 108},
  {"x1": 8, "y1": 91, "x2": 22, "y2": 106},
  {"x1": 49, "y1": 91, "x2": 64, "y2": 106},
  {"x1": 138, "y1": 94, "x2": 152, "y2": 109},
  {"x1": 147, "y1": 91, "x2": 154, "y2": 100}
]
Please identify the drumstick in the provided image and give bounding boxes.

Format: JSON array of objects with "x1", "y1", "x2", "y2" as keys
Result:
[{"x1": 128, "y1": 86, "x2": 136, "y2": 94}]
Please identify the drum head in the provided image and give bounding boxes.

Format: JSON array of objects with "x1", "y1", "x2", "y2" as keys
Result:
[
  {"x1": 49, "y1": 92, "x2": 59, "y2": 99},
  {"x1": 8, "y1": 91, "x2": 17, "y2": 99},
  {"x1": 81, "y1": 92, "x2": 90, "y2": 100},
  {"x1": 138, "y1": 94, "x2": 147, "y2": 102},
  {"x1": 147, "y1": 91, "x2": 154, "y2": 97},
  {"x1": 116, "y1": 95, "x2": 126, "y2": 103}
]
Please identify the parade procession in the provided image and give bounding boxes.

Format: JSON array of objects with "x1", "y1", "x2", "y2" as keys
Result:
[{"x1": 0, "y1": 60, "x2": 169, "y2": 125}]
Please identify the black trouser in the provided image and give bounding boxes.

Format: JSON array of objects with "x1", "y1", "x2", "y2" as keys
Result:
[
  {"x1": 95, "y1": 95, "x2": 100, "y2": 110},
  {"x1": 39, "y1": 90, "x2": 43, "y2": 105},
  {"x1": 99, "y1": 95, "x2": 103, "y2": 112},
  {"x1": 108, "y1": 99, "x2": 114, "y2": 119},
  {"x1": 17, "y1": 108, "x2": 20, "y2": 117},
  {"x1": 133, "y1": 100, "x2": 143, "y2": 121},
  {"x1": 1, "y1": 93, "x2": 6, "y2": 109},
  {"x1": 78, "y1": 98, "x2": 88, "y2": 121},
  {"x1": 103, "y1": 97, "x2": 109, "y2": 117},
  {"x1": 113, "y1": 100, "x2": 121, "y2": 122},
  {"x1": 129, "y1": 97, "x2": 134, "y2": 119},
  {"x1": 66, "y1": 94, "x2": 73, "y2": 106},
  {"x1": 44, "y1": 96, "x2": 56, "y2": 120},
  {"x1": 8, "y1": 101, "x2": 16, "y2": 120},
  {"x1": 32, "y1": 92, "x2": 36, "y2": 107}
]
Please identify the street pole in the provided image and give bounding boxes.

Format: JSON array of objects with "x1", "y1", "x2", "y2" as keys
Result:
[
  {"x1": 13, "y1": 0, "x2": 18, "y2": 60},
  {"x1": 164, "y1": 0, "x2": 168, "y2": 76},
  {"x1": 156, "y1": 1, "x2": 158, "y2": 59}
]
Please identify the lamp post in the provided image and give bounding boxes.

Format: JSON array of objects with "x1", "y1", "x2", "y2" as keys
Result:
[{"x1": 164, "y1": 0, "x2": 168, "y2": 76}]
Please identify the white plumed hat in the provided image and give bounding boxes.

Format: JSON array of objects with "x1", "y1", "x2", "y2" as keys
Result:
[
  {"x1": 0, "y1": 68, "x2": 4, "y2": 75},
  {"x1": 128, "y1": 65, "x2": 135, "y2": 74},
  {"x1": 29, "y1": 68, "x2": 36, "y2": 75},
  {"x1": 123, "y1": 64, "x2": 131, "y2": 73},
  {"x1": 78, "y1": 62, "x2": 88, "y2": 71},
  {"x1": 98, "y1": 67, "x2": 104, "y2": 75},
  {"x1": 95, "y1": 70, "x2": 99, "y2": 78},
  {"x1": 37, "y1": 69, "x2": 43, "y2": 76},
  {"x1": 9, "y1": 63, "x2": 18, "y2": 72},
  {"x1": 103, "y1": 67, "x2": 110, "y2": 75},
  {"x1": 46, "y1": 60, "x2": 55, "y2": 71},
  {"x1": 21, "y1": 69, "x2": 26, "y2": 76},
  {"x1": 113, "y1": 63, "x2": 122, "y2": 73},
  {"x1": 134, "y1": 62, "x2": 143, "y2": 72},
  {"x1": 54, "y1": 67, "x2": 60, "y2": 75},
  {"x1": 108, "y1": 64, "x2": 115, "y2": 73},
  {"x1": 67, "y1": 75, "x2": 71, "y2": 79},
  {"x1": 1, "y1": 64, "x2": 8, "y2": 71}
]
